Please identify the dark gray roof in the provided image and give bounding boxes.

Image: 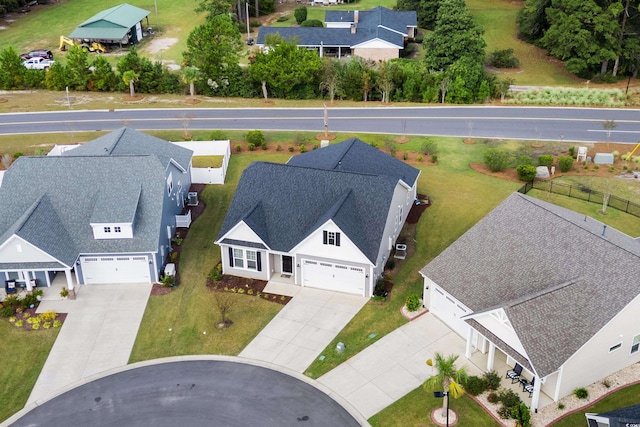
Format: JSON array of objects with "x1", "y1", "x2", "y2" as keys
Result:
[
  {"x1": 66, "y1": 127, "x2": 192, "y2": 172},
  {"x1": 219, "y1": 239, "x2": 267, "y2": 250},
  {"x1": 216, "y1": 161, "x2": 401, "y2": 263},
  {"x1": 287, "y1": 138, "x2": 420, "y2": 187},
  {"x1": 325, "y1": 7, "x2": 417, "y2": 34},
  {"x1": 420, "y1": 192, "x2": 640, "y2": 377},
  {"x1": 592, "y1": 404, "x2": 640, "y2": 425},
  {"x1": 0, "y1": 155, "x2": 166, "y2": 264}
]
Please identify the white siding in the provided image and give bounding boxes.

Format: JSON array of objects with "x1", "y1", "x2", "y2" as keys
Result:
[
  {"x1": 91, "y1": 222, "x2": 133, "y2": 239},
  {"x1": 224, "y1": 221, "x2": 268, "y2": 246},
  {"x1": 0, "y1": 235, "x2": 60, "y2": 263},
  {"x1": 292, "y1": 221, "x2": 370, "y2": 265},
  {"x1": 472, "y1": 310, "x2": 529, "y2": 357}
]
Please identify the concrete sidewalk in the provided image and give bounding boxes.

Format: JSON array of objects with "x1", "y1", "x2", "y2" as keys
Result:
[
  {"x1": 318, "y1": 313, "x2": 483, "y2": 419},
  {"x1": 240, "y1": 285, "x2": 368, "y2": 373},
  {"x1": 28, "y1": 283, "x2": 151, "y2": 404}
]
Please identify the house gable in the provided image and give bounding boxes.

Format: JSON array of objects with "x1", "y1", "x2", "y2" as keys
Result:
[
  {"x1": 218, "y1": 221, "x2": 269, "y2": 249},
  {"x1": 352, "y1": 38, "x2": 402, "y2": 49},
  {"x1": 0, "y1": 235, "x2": 62, "y2": 264},
  {"x1": 465, "y1": 308, "x2": 530, "y2": 363},
  {"x1": 291, "y1": 220, "x2": 371, "y2": 265}
]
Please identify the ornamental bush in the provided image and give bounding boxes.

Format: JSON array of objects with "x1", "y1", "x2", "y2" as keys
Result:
[
  {"x1": 463, "y1": 375, "x2": 486, "y2": 396},
  {"x1": 294, "y1": 6, "x2": 307, "y2": 24},
  {"x1": 483, "y1": 370, "x2": 501, "y2": 391},
  {"x1": 538, "y1": 154, "x2": 554, "y2": 166},
  {"x1": 405, "y1": 293, "x2": 421, "y2": 312},
  {"x1": 558, "y1": 156, "x2": 574, "y2": 172},
  {"x1": 573, "y1": 387, "x2": 589, "y2": 399},
  {"x1": 517, "y1": 164, "x2": 537, "y2": 181},
  {"x1": 246, "y1": 130, "x2": 265, "y2": 146},
  {"x1": 484, "y1": 149, "x2": 511, "y2": 172},
  {"x1": 301, "y1": 19, "x2": 323, "y2": 27}
]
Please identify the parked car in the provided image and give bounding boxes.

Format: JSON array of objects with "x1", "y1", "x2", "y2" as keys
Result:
[
  {"x1": 20, "y1": 50, "x2": 53, "y2": 61},
  {"x1": 23, "y1": 57, "x2": 55, "y2": 70}
]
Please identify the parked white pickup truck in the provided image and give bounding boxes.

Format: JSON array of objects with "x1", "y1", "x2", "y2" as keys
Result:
[{"x1": 23, "y1": 57, "x2": 55, "y2": 70}]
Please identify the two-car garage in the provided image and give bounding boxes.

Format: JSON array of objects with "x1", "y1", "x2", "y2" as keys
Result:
[
  {"x1": 430, "y1": 285, "x2": 471, "y2": 338},
  {"x1": 301, "y1": 259, "x2": 366, "y2": 296},
  {"x1": 80, "y1": 256, "x2": 151, "y2": 284}
]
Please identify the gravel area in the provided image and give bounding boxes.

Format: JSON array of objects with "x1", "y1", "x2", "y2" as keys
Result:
[{"x1": 472, "y1": 362, "x2": 640, "y2": 426}]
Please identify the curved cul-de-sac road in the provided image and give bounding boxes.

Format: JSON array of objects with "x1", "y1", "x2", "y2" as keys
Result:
[{"x1": 0, "y1": 106, "x2": 639, "y2": 143}]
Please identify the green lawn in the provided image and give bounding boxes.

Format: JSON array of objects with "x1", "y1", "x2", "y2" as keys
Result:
[
  {"x1": 551, "y1": 383, "x2": 640, "y2": 427},
  {"x1": 192, "y1": 155, "x2": 224, "y2": 168},
  {"x1": 129, "y1": 153, "x2": 291, "y2": 361},
  {"x1": 369, "y1": 387, "x2": 501, "y2": 427},
  {"x1": 0, "y1": 321, "x2": 60, "y2": 423}
]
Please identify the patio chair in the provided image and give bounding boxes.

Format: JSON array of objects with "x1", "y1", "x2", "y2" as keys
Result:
[
  {"x1": 523, "y1": 377, "x2": 535, "y2": 397},
  {"x1": 505, "y1": 363, "x2": 523, "y2": 384}
]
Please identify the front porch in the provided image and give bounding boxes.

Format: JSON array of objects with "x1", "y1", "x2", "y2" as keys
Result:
[{"x1": 468, "y1": 346, "x2": 554, "y2": 411}]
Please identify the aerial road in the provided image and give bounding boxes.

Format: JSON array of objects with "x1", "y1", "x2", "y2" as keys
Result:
[{"x1": 0, "y1": 106, "x2": 639, "y2": 143}]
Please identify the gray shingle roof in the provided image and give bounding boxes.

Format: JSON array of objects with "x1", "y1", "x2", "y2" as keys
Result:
[
  {"x1": 217, "y1": 161, "x2": 402, "y2": 263},
  {"x1": 0, "y1": 155, "x2": 166, "y2": 264},
  {"x1": 287, "y1": 138, "x2": 420, "y2": 187},
  {"x1": 67, "y1": 127, "x2": 192, "y2": 172},
  {"x1": 420, "y1": 192, "x2": 640, "y2": 377},
  {"x1": 257, "y1": 7, "x2": 415, "y2": 48}
]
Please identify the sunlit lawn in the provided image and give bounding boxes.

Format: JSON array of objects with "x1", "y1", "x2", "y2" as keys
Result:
[{"x1": 0, "y1": 321, "x2": 60, "y2": 423}]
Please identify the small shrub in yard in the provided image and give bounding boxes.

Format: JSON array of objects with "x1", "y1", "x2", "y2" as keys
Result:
[
  {"x1": 484, "y1": 149, "x2": 511, "y2": 172},
  {"x1": 511, "y1": 402, "x2": 531, "y2": 427},
  {"x1": 487, "y1": 391, "x2": 499, "y2": 403},
  {"x1": 538, "y1": 154, "x2": 554, "y2": 166},
  {"x1": 497, "y1": 388, "x2": 521, "y2": 415},
  {"x1": 39, "y1": 310, "x2": 57, "y2": 322},
  {"x1": 246, "y1": 130, "x2": 265, "y2": 146},
  {"x1": 573, "y1": 387, "x2": 588, "y2": 399},
  {"x1": 490, "y1": 48, "x2": 520, "y2": 68},
  {"x1": 248, "y1": 143, "x2": 256, "y2": 151},
  {"x1": 517, "y1": 164, "x2": 537, "y2": 181},
  {"x1": 161, "y1": 274, "x2": 175, "y2": 288},
  {"x1": 403, "y1": 151, "x2": 408, "y2": 160},
  {"x1": 261, "y1": 142, "x2": 268, "y2": 150},
  {"x1": 483, "y1": 370, "x2": 501, "y2": 391},
  {"x1": 210, "y1": 130, "x2": 228, "y2": 140},
  {"x1": 384, "y1": 139, "x2": 396, "y2": 157},
  {"x1": 517, "y1": 155, "x2": 532, "y2": 166},
  {"x1": 0, "y1": 306, "x2": 15, "y2": 317},
  {"x1": 417, "y1": 155, "x2": 423, "y2": 162},
  {"x1": 431, "y1": 154, "x2": 438, "y2": 163},
  {"x1": 3, "y1": 295, "x2": 20, "y2": 308},
  {"x1": 288, "y1": 144, "x2": 294, "y2": 152},
  {"x1": 568, "y1": 146, "x2": 576, "y2": 158},
  {"x1": 276, "y1": 144, "x2": 282, "y2": 151},
  {"x1": 558, "y1": 156, "x2": 574, "y2": 172},
  {"x1": 463, "y1": 375, "x2": 486, "y2": 396},
  {"x1": 299, "y1": 144, "x2": 307, "y2": 153},
  {"x1": 209, "y1": 263, "x2": 223, "y2": 281},
  {"x1": 421, "y1": 139, "x2": 438, "y2": 155},
  {"x1": 235, "y1": 144, "x2": 242, "y2": 153},
  {"x1": 557, "y1": 403, "x2": 565, "y2": 410},
  {"x1": 53, "y1": 320, "x2": 62, "y2": 328},
  {"x1": 405, "y1": 293, "x2": 421, "y2": 312}
]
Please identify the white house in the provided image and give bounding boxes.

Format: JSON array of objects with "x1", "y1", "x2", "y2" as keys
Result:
[
  {"x1": 216, "y1": 138, "x2": 420, "y2": 297},
  {"x1": 420, "y1": 192, "x2": 640, "y2": 412}
]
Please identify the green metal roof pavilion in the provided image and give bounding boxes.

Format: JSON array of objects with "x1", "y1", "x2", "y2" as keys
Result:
[{"x1": 68, "y1": 3, "x2": 149, "y2": 41}]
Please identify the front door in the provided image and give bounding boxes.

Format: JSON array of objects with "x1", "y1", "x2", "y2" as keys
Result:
[{"x1": 282, "y1": 256, "x2": 293, "y2": 274}]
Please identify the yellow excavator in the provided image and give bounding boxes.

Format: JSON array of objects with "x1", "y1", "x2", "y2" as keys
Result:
[{"x1": 59, "y1": 36, "x2": 107, "y2": 53}]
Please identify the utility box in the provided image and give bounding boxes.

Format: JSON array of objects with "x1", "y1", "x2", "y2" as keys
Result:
[{"x1": 164, "y1": 263, "x2": 176, "y2": 277}]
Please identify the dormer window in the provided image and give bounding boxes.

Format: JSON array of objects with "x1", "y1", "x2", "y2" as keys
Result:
[
  {"x1": 323, "y1": 231, "x2": 340, "y2": 246},
  {"x1": 92, "y1": 223, "x2": 133, "y2": 239},
  {"x1": 104, "y1": 226, "x2": 111, "y2": 233},
  {"x1": 114, "y1": 226, "x2": 121, "y2": 233}
]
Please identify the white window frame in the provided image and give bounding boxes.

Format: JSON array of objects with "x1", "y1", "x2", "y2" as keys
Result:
[
  {"x1": 631, "y1": 334, "x2": 640, "y2": 355},
  {"x1": 167, "y1": 172, "x2": 173, "y2": 196},
  {"x1": 246, "y1": 250, "x2": 257, "y2": 270},
  {"x1": 233, "y1": 248, "x2": 244, "y2": 268}
]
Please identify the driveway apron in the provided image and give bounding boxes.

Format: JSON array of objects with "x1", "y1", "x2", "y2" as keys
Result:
[
  {"x1": 318, "y1": 313, "x2": 483, "y2": 419},
  {"x1": 27, "y1": 283, "x2": 151, "y2": 404},
  {"x1": 239, "y1": 287, "x2": 368, "y2": 373}
]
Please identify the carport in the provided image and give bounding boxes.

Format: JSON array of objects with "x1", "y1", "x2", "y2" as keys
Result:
[{"x1": 68, "y1": 3, "x2": 150, "y2": 46}]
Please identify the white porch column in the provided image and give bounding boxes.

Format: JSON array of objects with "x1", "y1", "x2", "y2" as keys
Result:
[
  {"x1": 487, "y1": 342, "x2": 496, "y2": 371},
  {"x1": 465, "y1": 327, "x2": 473, "y2": 358},
  {"x1": 64, "y1": 269, "x2": 74, "y2": 290},
  {"x1": 531, "y1": 376, "x2": 542, "y2": 412}
]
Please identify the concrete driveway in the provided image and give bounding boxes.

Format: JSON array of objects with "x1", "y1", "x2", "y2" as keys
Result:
[
  {"x1": 240, "y1": 286, "x2": 368, "y2": 373},
  {"x1": 27, "y1": 283, "x2": 151, "y2": 404},
  {"x1": 318, "y1": 313, "x2": 483, "y2": 419}
]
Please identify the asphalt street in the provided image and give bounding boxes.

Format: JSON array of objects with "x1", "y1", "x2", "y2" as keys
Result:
[
  {"x1": 9, "y1": 360, "x2": 362, "y2": 427},
  {"x1": 0, "y1": 106, "x2": 639, "y2": 143}
]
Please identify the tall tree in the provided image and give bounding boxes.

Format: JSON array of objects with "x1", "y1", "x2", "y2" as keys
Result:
[
  {"x1": 91, "y1": 56, "x2": 117, "y2": 91},
  {"x1": 183, "y1": 15, "x2": 242, "y2": 87},
  {"x1": 320, "y1": 57, "x2": 339, "y2": 103},
  {"x1": 423, "y1": 0, "x2": 486, "y2": 71},
  {"x1": 423, "y1": 353, "x2": 467, "y2": 418},
  {"x1": 516, "y1": 0, "x2": 551, "y2": 43},
  {"x1": 65, "y1": 45, "x2": 90, "y2": 91},
  {"x1": 0, "y1": 46, "x2": 25, "y2": 90},
  {"x1": 249, "y1": 36, "x2": 322, "y2": 99},
  {"x1": 195, "y1": 0, "x2": 233, "y2": 21}
]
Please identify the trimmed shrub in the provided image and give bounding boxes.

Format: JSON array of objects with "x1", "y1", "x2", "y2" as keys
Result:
[
  {"x1": 248, "y1": 143, "x2": 256, "y2": 151},
  {"x1": 483, "y1": 370, "x2": 501, "y2": 391},
  {"x1": 484, "y1": 149, "x2": 511, "y2": 172},
  {"x1": 463, "y1": 375, "x2": 486, "y2": 396},
  {"x1": 21, "y1": 293, "x2": 39, "y2": 309},
  {"x1": 299, "y1": 144, "x2": 307, "y2": 153},
  {"x1": 568, "y1": 146, "x2": 576, "y2": 158},
  {"x1": 0, "y1": 306, "x2": 15, "y2": 317},
  {"x1": 294, "y1": 6, "x2": 307, "y2": 24},
  {"x1": 487, "y1": 391, "x2": 499, "y2": 403},
  {"x1": 246, "y1": 130, "x2": 265, "y2": 146},
  {"x1": 301, "y1": 19, "x2": 323, "y2": 27},
  {"x1": 517, "y1": 164, "x2": 537, "y2": 181},
  {"x1": 161, "y1": 274, "x2": 175, "y2": 288},
  {"x1": 511, "y1": 402, "x2": 531, "y2": 427},
  {"x1": 235, "y1": 144, "x2": 242, "y2": 153},
  {"x1": 405, "y1": 293, "x2": 421, "y2": 312},
  {"x1": 2, "y1": 295, "x2": 20, "y2": 308},
  {"x1": 573, "y1": 387, "x2": 588, "y2": 399},
  {"x1": 210, "y1": 130, "x2": 228, "y2": 140},
  {"x1": 498, "y1": 388, "x2": 521, "y2": 409},
  {"x1": 537, "y1": 154, "x2": 554, "y2": 166},
  {"x1": 431, "y1": 154, "x2": 438, "y2": 163},
  {"x1": 517, "y1": 155, "x2": 532, "y2": 166},
  {"x1": 558, "y1": 156, "x2": 574, "y2": 172},
  {"x1": 421, "y1": 140, "x2": 438, "y2": 155},
  {"x1": 490, "y1": 48, "x2": 520, "y2": 68}
]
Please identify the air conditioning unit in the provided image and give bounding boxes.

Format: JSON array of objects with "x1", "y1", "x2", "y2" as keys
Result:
[{"x1": 187, "y1": 192, "x2": 199, "y2": 206}]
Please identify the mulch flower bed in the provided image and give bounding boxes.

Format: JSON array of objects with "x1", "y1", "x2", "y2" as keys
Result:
[
  {"x1": 206, "y1": 274, "x2": 292, "y2": 305},
  {"x1": 4, "y1": 305, "x2": 67, "y2": 331}
]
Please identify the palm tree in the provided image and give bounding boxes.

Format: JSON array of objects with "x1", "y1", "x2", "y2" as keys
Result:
[
  {"x1": 423, "y1": 353, "x2": 468, "y2": 417},
  {"x1": 181, "y1": 66, "x2": 201, "y2": 100},
  {"x1": 122, "y1": 70, "x2": 140, "y2": 98}
]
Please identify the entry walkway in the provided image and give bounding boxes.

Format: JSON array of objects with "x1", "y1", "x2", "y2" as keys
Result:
[
  {"x1": 318, "y1": 313, "x2": 483, "y2": 419},
  {"x1": 27, "y1": 283, "x2": 151, "y2": 404},
  {"x1": 240, "y1": 285, "x2": 368, "y2": 373}
]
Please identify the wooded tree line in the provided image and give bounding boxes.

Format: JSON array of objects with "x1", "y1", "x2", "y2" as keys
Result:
[
  {"x1": 518, "y1": 0, "x2": 640, "y2": 79},
  {"x1": 0, "y1": 0, "x2": 504, "y2": 103}
]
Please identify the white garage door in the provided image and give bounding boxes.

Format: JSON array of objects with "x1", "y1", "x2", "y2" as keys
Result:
[
  {"x1": 81, "y1": 256, "x2": 151, "y2": 284},
  {"x1": 301, "y1": 259, "x2": 365, "y2": 295},
  {"x1": 431, "y1": 286, "x2": 470, "y2": 337}
]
